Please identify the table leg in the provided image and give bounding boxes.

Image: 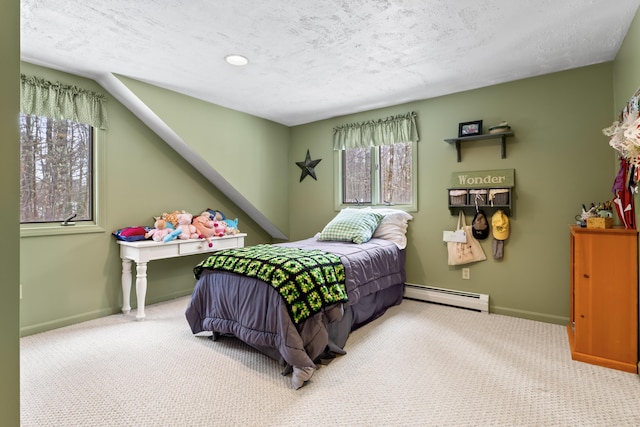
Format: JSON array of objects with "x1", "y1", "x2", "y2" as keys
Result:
[
  {"x1": 121, "y1": 259, "x2": 132, "y2": 314},
  {"x1": 135, "y1": 261, "x2": 148, "y2": 320}
]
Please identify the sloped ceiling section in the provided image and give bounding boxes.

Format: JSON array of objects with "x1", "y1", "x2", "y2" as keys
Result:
[{"x1": 98, "y1": 73, "x2": 288, "y2": 240}]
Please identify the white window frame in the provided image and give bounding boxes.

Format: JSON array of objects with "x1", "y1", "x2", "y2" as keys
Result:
[
  {"x1": 20, "y1": 128, "x2": 106, "y2": 237},
  {"x1": 334, "y1": 140, "x2": 418, "y2": 212}
]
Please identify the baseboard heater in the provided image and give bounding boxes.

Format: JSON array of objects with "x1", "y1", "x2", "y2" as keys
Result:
[{"x1": 404, "y1": 284, "x2": 489, "y2": 314}]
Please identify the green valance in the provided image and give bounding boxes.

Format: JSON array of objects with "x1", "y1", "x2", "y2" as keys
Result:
[
  {"x1": 333, "y1": 111, "x2": 419, "y2": 150},
  {"x1": 20, "y1": 74, "x2": 108, "y2": 129}
]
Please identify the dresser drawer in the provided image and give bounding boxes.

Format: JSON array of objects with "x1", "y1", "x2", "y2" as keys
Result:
[
  {"x1": 178, "y1": 236, "x2": 244, "y2": 255},
  {"x1": 179, "y1": 240, "x2": 216, "y2": 255}
]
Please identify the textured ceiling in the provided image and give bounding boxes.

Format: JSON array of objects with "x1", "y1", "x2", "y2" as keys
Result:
[{"x1": 20, "y1": 0, "x2": 640, "y2": 126}]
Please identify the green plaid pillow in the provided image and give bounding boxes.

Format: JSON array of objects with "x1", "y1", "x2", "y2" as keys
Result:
[{"x1": 318, "y1": 209, "x2": 384, "y2": 244}]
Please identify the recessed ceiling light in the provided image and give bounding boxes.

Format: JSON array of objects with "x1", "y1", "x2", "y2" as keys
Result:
[{"x1": 225, "y1": 54, "x2": 249, "y2": 66}]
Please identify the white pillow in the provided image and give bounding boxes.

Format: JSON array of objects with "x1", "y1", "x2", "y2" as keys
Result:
[{"x1": 365, "y1": 208, "x2": 413, "y2": 249}]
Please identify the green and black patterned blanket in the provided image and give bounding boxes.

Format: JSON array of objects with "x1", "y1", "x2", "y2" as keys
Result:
[{"x1": 194, "y1": 245, "x2": 347, "y2": 324}]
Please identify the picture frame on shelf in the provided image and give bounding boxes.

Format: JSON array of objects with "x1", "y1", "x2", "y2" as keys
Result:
[{"x1": 458, "y1": 120, "x2": 483, "y2": 137}]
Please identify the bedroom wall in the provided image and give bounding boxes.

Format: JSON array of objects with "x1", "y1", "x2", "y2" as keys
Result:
[
  {"x1": 113, "y1": 75, "x2": 291, "y2": 237},
  {"x1": 613, "y1": 7, "x2": 640, "y2": 116},
  {"x1": 0, "y1": 0, "x2": 20, "y2": 422},
  {"x1": 18, "y1": 62, "x2": 275, "y2": 335},
  {"x1": 612, "y1": 7, "x2": 640, "y2": 232},
  {"x1": 289, "y1": 62, "x2": 616, "y2": 324}
]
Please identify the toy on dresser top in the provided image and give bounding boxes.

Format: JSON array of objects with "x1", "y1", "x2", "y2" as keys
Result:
[
  {"x1": 113, "y1": 209, "x2": 241, "y2": 244},
  {"x1": 202, "y1": 208, "x2": 241, "y2": 236},
  {"x1": 175, "y1": 211, "x2": 199, "y2": 240},
  {"x1": 145, "y1": 218, "x2": 175, "y2": 242},
  {"x1": 159, "y1": 209, "x2": 240, "y2": 242},
  {"x1": 193, "y1": 212, "x2": 222, "y2": 247}
]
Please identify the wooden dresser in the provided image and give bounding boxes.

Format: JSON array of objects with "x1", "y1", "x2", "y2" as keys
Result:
[{"x1": 568, "y1": 225, "x2": 638, "y2": 373}]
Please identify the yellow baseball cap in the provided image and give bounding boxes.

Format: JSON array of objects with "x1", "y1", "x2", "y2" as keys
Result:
[{"x1": 492, "y1": 210, "x2": 510, "y2": 240}]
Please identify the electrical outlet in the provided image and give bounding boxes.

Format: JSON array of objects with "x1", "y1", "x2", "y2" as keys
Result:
[{"x1": 462, "y1": 268, "x2": 470, "y2": 280}]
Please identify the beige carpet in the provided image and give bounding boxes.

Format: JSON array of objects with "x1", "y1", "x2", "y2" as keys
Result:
[{"x1": 21, "y1": 296, "x2": 640, "y2": 426}]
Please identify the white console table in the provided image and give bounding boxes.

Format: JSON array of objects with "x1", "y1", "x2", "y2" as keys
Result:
[{"x1": 117, "y1": 234, "x2": 246, "y2": 320}]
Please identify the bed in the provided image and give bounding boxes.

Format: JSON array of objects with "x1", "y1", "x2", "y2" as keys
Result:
[{"x1": 185, "y1": 208, "x2": 412, "y2": 388}]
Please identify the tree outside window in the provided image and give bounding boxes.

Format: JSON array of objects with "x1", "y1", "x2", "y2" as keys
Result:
[
  {"x1": 20, "y1": 114, "x2": 93, "y2": 223},
  {"x1": 342, "y1": 142, "x2": 413, "y2": 206},
  {"x1": 379, "y1": 141, "x2": 412, "y2": 205}
]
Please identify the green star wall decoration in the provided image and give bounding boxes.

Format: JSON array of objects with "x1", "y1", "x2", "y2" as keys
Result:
[{"x1": 296, "y1": 149, "x2": 322, "y2": 182}]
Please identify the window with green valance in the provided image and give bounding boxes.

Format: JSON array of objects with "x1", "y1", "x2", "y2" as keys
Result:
[
  {"x1": 19, "y1": 74, "x2": 107, "y2": 235},
  {"x1": 333, "y1": 111, "x2": 419, "y2": 150},
  {"x1": 20, "y1": 74, "x2": 108, "y2": 130},
  {"x1": 333, "y1": 112, "x2": 419, "y2": 210}
]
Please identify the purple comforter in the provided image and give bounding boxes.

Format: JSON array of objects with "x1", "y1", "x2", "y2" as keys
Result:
[{"x1": 185, "y1": 237, "x2": 405, "y2": 388}]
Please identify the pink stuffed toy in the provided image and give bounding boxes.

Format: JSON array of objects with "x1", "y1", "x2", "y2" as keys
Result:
[
  {"x1": 175, "y1": 211, "x2": 199, "y2": 240},
  {"x1": 213, "y1": 221, "x2": 226, "y2": 237},
  {"x1": 144, "y1": 218, "x2": 172, "y2": 242},
  {"x1": 193, "y1": 212, "x2": 217, "y2": 247}
]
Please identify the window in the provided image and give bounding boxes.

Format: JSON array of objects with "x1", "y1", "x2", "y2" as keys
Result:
[
  {"x1": 342, "y1": 147, "x2": 372, "y2": 204},
  {"x1": 20, "y1": 114, "x2": 93, "y2": 223},
  {"x1": 341, "y1": 142, "x2": 414, "y2": 206},
  {"x1": 334, "y1": 112, "x2": 418, "y2": 210},
  {"x1": 19, "y1": 74, "x2": 108, "y2": 236}
]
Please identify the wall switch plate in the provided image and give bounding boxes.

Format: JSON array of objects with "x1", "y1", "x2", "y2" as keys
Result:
[{"x1": 462, "y1": 268, "x2": 470, "y2": 280}]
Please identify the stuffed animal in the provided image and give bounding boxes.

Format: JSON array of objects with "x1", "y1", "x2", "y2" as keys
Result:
[
  {"x1": 175, "y1": 211, "x2": 199, "y2": 240},
  {"x1": 163, "y1": 228, "x2": 182, "y2": 242},
  {"x1": 160, "y1": 210, "x2": 180, "y2": 229},
  {"x1": 205, "y1": 208, "x2": 225, "y2": 221},
  {"x1": 144, "y1": 218, "x2": 173, "y2": 242},
  {"x1": 223, "y1": 218, "x2": 240, "y2": 235},
  {"x1": 193, "y1": 212, "x2": 217, "y2": 247},
  {"x1": 213, "y1": 220, "x2": 226, "y2": 237}
]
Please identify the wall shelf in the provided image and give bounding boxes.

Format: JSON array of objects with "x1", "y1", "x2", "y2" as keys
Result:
[{"x1": 444, "y1": 131, "x2": 514, "y2": 162}]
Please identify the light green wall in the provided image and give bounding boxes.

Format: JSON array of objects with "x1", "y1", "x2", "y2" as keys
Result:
[
  {"x1": 613, "y1": 9, "x2": 640, "y2": 114},
  {"x1": 613, "y1": 7, "x2": 640, "y2": 233},
  {"x1": 1, "y1": 0, "x2": 20, "y2": 423},
  {"x1": 290, "y1": 63, "x2": 616, "y2": 324},
  {"x1": 115, "y1": 75, "x2": 291, "y2": 236},
  {"x1": 19, "y1": 62, "x2": 274, "y2": 335}
]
